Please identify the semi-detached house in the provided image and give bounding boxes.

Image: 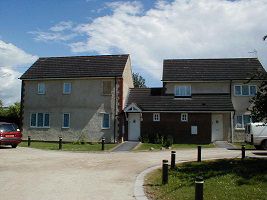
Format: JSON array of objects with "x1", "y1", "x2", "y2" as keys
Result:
[
  {"x1": 20, "y1": 55, "x2": 133, "y2": 143},
  {"x1": 124, "y1": 58, "x2": 266, "y2": 143}
]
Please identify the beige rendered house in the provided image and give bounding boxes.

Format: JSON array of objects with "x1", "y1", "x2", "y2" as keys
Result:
[
  {"x1": 20, "y1": 54, "x2": 133, "y2": 143},
  {"x1": 125, "y1": 58, "x2": 266, "y2": 143}
]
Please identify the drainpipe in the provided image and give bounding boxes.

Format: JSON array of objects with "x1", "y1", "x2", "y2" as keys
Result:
[
  {"x1": 114, "y1": 77, "x2": 117, "y2": 143},
  {"x1": 231, "y1": 111, "x2": 234, "y2": 143}
]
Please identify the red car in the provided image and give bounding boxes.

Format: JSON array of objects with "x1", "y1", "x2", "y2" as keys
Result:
[{"x1": 0, "y1": 122, "x2": 22, "y2": 148}]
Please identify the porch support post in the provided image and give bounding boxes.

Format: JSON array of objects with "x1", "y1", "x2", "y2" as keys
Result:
[{"x1": 230, "y1": 111, "x2": 234, "y2": 143}]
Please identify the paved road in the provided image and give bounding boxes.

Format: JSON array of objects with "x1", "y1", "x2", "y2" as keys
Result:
[{"x1": 0, "y1": 147, "x2": 243, "y2": 200}]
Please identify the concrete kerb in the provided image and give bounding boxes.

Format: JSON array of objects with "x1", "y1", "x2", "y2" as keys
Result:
[{"x1": 134, "y1": 155, "x2": 244, "y2": 200}]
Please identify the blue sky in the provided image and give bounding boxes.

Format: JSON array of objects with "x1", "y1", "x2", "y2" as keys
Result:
[{"x1": 0, "y1": 0, "x2": 267, "y2": 106}]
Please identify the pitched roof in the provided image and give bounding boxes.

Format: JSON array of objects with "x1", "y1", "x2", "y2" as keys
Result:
[
  {"x1": 127, "y1": 88, "x2": 234, "y2": 111},
  {"x1": 20, "y1": 54, "x2": 129, "y2": 79},
  {"x1": 162, "y1": 58, "x2": 266, "y2": 81}
]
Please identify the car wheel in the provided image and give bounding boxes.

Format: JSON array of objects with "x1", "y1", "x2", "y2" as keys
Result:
[
  {"x1": 11, "y1": 144, "x2": 17, "y2": 148},
  {"x1": 261, "y1": 140, "x2": 267, "y2": 150}
]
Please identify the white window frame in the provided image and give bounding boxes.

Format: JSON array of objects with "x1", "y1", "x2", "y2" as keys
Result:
[
  {"x1": 37, "y1": 83, "x2": 45, "y2": 94},
  {"x1": 174, "y1": 85, "x2": 191, "y2": 97},
  {"x1": 63, "y1": 82, "x2": 72, "y2": 94},
  {"x1": 102, "y1": 113, "x2": 110, "y2": 129},
  {"x1": 181, "y1": 113, "x2": 188, "y2": 122},
  {"x1": 153, "y1": 113, "x2": 160, "y2": 122},
  {"x1": 234, "y1": 85, "x2": 257, "y2": 96},
  {"x1": 235, "y1": 114, "x2": 251, "y2": 129},
  {"x1": 30, "y1": 112, "x2": 50, "y2": 128},
  {"x1": 62, "y1": 113, "x2": 70, "y2": 128}
]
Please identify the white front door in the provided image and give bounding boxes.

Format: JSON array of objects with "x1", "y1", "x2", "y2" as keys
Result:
[
  {"x1": 128, "y1": 113, "x2": 140, "y2": 141},
  {"x1": 212, "y1": 114, "x2": 223, "y2": 141}
]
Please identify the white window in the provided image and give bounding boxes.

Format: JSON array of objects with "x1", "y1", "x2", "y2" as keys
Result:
[
  {"x1": 38, "y1": 83, "x2": 45, "y2": 94},
  {"x1": 175, "y1": 85, "x2": 191, "y2": 97},
  {"x1": 234, "y1": 85, "x2": 257, "y2": 96},
  {"x1": 102, "y1": 113, "x2": 110, "y2": 129},
  {"x1": 191, "y1": 126, "x2": 198, "y2": 135},
  {"x1": 103, "y1": 81, "x2": 112, "y2": 95},
  {"x1": 63, "y1": 83, "x2": 71, "y2": 94},
  {"x1": 181, "y1": 113, "x2": 188, "y2": 122},
  {"x1": 153, "y1": 113, "x2": 160, "y2": 121},
  {"x1": 62, "y1": 113, "x2": 70, "y2": 128},
  {"x1": 235, "y1": 114, "x2": 251, "y2": 128},
  {"x1": 30, "y1": 113, "x2": 49, "y2": 128}
]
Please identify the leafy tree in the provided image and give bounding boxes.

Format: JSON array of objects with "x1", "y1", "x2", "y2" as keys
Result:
[
  {"x1": 133, "y1": 72, "x2": 146, "y2": 88},
  {"x1": 6, "y1": 102, "x2": 21, "y2": 119}
]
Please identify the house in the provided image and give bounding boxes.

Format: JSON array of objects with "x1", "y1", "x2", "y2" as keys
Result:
[
  {"x1": 124, "y1": 58, "x2": 266, "y2": 143},
  {"x1": 20, "y1": 54, "x2": 133, "y2": 143}
]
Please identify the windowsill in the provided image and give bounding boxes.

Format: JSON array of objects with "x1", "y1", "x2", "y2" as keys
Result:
[
  {"x1": 30, "y1": 127, "x2": 50, "y2": 129},
  {"x1": 63, "y1": 93, "x2": 71, "y2": 95},
  {"x1": 174, "y1": 97, "x2": 192, "y2": 100},
  {"x1": 37, "y1": 93, "x2": 45, "y2": 95},
  {"x1": 181, "y1": 121, "x2": 188, "y2": 122},
  {"x1": 62, "y1": 127, "x2": 70, "y2": 129},
  {"x1": 102, "y1": 127, "x2": 110, "y2": 130},
  {"x1": 153, "y1": 120, "x2": 160, "y2": 122},
  {"x1": 235, "y1": 128, "x2": 245, "y2": 131}
]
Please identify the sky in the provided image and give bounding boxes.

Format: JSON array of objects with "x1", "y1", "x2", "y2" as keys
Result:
[{"x1": 0, "y1": 0, "x2": 267, "y2": 106}]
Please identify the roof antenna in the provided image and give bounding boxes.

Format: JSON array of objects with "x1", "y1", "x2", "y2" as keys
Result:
[{"x1": 248, "y1": 49, "x2": 257, "y2": 57}]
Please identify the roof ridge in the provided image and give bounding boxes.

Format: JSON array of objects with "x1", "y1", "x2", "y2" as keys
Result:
[
  {"x1": 39, "y1": 54, "x2": 130, "y2": 59},
  {"x1": 163, "y1": 57, "x2": 258, "y2": 61}
]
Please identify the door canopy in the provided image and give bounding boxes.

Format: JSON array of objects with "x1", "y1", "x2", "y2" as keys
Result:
[{"x1": 124, "y1": 103, "x2": 142, "y2": 113}]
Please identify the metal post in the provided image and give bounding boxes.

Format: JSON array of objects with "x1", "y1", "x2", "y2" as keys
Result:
[
  {"x1": 102, "y1": 137, "x2": 105, "y2": 151},
  {"x1": 241, "y1": 145, "x2": 245, "y2": 159},
  {"x1": 197, "y1": 146, "x2": 202, "y2": 162},
  {"x1": 171, "y1": 151, "x2": 176, "y2": 170},
  {"x1": 162, "y1": 160, "x2": 168, "y2": 185},
  {"x1": 195, "y1": 176, "x2": 204, "y2": 200},
  {"x1": 28, "y1": 136, "x2": 31, "y2": 147},
  {"x1": 59, "y1": 136, "x2": 62, "y2": 150}
]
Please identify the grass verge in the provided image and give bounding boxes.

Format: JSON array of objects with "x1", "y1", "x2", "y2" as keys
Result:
[
  {"x1": 135, "y1": 143, "x2": 215, "y2": 151},
  {"x1": 19, "y1": 141, "x2": 117, "y2": 151},
  {"x1": 234, "y1": 142, "x2": 256, "y2": 149},
  {"x1": 145, "y1": 158, "x2": 267, "y2": 200}
]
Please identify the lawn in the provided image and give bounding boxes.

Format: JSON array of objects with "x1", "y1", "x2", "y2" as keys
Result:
[
  {"x1": 135, "y1": 143, "x2": 215, "y2": 151},
  {"x1": 234, "y1": 142, "x2": 256, "y2": 149},
  {"x1": 145, "y1": 158, "x2": 267, "y2": 200},
  {"x1": 19, "y1": 141, "x2": 117, "y2": 151}
]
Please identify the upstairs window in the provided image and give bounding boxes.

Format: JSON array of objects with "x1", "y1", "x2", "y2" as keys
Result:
[
  {"x1": 38, "y1": 83, "x2": 45, "y2": 94},
  {"x1": 63, "y1": 83, "x2": 71, "y2": 94},
  {"x1": 103, "y1": 81, "x2": 112, "y2": 95},
  {"x1": 175, "y1": 85, "x2": 191, "y2": 97},
  {"x1": 153, "y1": 113, "x2": 160, "y2": 121},
  {"x1": 234, "y1": 85, "x2": 257, "y2": 96}
]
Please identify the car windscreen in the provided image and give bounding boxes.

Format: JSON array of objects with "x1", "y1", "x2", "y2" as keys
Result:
[{"x1": 0, "y1": 124, "x2": 18, "y2": 132}]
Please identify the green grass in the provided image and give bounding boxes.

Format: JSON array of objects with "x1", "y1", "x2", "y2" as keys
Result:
[
  {"x1": 135, "y1": 143, "x2": 215, "y2": 151},
  {"x1": 145, "y1": 158, "x2": 267, "y2": 200},
  {"x1": 234, "y1": 142, "x2": 256, "y2": 149},
  {"x1": 19, "y1": 141, "x2": 117, "y2": 151}
]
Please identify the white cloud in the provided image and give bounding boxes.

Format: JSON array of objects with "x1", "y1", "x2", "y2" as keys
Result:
[
  {"x1": 49, "y1": 21, "x2": 73, "y2": 32},
  {"x1": 68, "y1": 0, "x2": 267, "y2": 83},
  {"x1": 0, "y1": 40, "x2": 38, "y2": 106}
]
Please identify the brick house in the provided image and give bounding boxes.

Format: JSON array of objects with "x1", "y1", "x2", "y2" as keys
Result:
[
  {"x1": 20, "y1": 55, "x2": 133, "y2": 143},
  {"x1": 124, "y1": 58, "x2": 266, "y2": 143}
]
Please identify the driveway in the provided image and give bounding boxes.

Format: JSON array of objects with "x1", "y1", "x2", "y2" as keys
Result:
[{"x1": 0, "y1": 147, "x2": 242, "y2": 200}]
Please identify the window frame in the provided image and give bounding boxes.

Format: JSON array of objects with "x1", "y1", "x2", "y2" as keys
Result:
[
  {"x1": 234, "y1": 84, "x2": 257, "y2": 96},
  {"x1": 153, "y1": 113, "x2": 160, "y2": 122},
  {"x1": 62, "y1": 113, "x2": 70, "y2": 128},
  {"x1": 181, "y1": 113, "x2": 188, "y2": 122},
  {"x1": 235, "y1": 114, "x2": 251, "y2": 129},
  {"x1": 63, "y1": 82, "x2": 72, "y2": 94},
  {"x1": 37, "y1": 83, "x2": 46, "y2": 94},
  {"x1": 174, "y1": 85, "x2": 191, "y2": 97},
  {"x1": 102, "y1": 80, "x2": 112, "y2": 95},
  {"x1": 102, "y1": 113, "x2": 110, "y2": 129},
  {"x1": 191, "y1": 126, "x2": 198, "y2": 135},
  {"x1": 30, "y1": 112, "x2": 50, "y2": 128}
]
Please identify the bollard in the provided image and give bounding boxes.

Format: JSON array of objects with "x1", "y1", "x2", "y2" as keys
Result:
[
  {"x1": 162, "y1": 160, "x2": 168, "y2": 185},
  {"x1": 101, "y1": 137, "x2": 105, "y2": 151},
  {"x1": 195, "y1": 176, "x2": 204, "y2": 200},
  {"x1": 241, "y1": 145, "x2": 245, "y2": 159},
  {"x1": 171, "y1": 151, "x2": 176, "y2": 170},
  {"x1": 28, "y1": 136, "x2": 31, "y2": 147},
  {"x1": 59, "y1": 136, "x2": 62, "y2": 150},
  {"x1": 197, "y1": 146, "x2": 202, "y2": 162}
]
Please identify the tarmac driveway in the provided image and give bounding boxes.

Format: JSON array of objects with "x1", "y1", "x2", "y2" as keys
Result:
[{"x1": 0, "y1": 147, "x2": 242, "y2": 200}]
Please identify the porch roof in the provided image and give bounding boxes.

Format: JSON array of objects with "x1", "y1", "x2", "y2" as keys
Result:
[{"x1": 126, "y1": 88, "x2": 234, "y2": 112}]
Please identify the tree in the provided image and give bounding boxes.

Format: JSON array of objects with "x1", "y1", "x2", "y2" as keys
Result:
[
  {"x1": 249, "y1": 72, "x2": 267, "y2": 122},
  {"x1": 133, "y1": 72, "x2": 147, "y2": 88}
]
